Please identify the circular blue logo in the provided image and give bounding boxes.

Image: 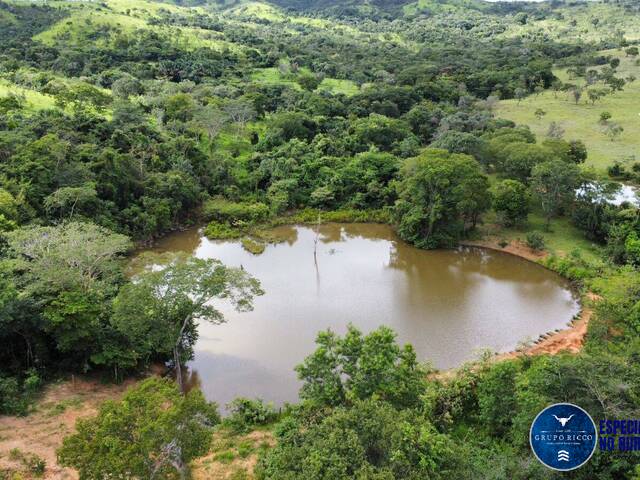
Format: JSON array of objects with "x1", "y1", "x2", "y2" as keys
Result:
[{"x1": 530, "y1": 403, "x2": 597, "y2": 471}]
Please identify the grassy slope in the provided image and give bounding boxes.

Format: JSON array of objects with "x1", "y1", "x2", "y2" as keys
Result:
[
  {"x1": 32, "y1": 0, "x2": 244, "y2": 53},
  {"x1": 481, "y1": 210, "x2": 602, "y2": 263},
  {"x1": 499, "y1": 2, "x2": 640, "y2": 43},
  {"x1": 251, "y1": 67, "x2": 360, "y2": 96},
  {"x1": 483, "y1": 175, "x2": 602, "y2": 262},
  {"x1": 0, "y1": 79, "x2": 57, "y2": 111},
  {"x1": 229, "y1": 1, "x2": 411, "y2": 47},
  {"x1": 495, "y1": 50, "x2": 640, "y2": 172},
  {"x1": 404, "y1": 0, "x2": 488, "y2": 15}
]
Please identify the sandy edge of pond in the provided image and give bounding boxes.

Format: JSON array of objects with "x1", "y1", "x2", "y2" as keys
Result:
[{"x1": 460, "y1": 238, "x2": 600, "y2": 361}]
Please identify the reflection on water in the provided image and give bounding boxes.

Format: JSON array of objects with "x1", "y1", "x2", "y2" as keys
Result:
[{"x1": 141, "y1": 223, "x2": 580, "y2": 409}]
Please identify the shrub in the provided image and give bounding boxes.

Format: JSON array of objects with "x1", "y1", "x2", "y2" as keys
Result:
[
  {"x1": 0, "y1": 370, "x2": 41, "y2": 415},
  {"x1": 5, "y1": 449, "x2": 46, "y2": 476},
  {"x1": 58, "y1": 378, "x2": 219, "y2": 479},
  {"x1": 241, "y1": 238, "x2": 266, "y2": 255},
  {"x1": 203, "y1": 199, "x2": 270, "y2": 225},
  {"x1": 225, "y1": 398, "x2": 277, "y2": 433},
  {"x1": 491, "y1": 179, "x2": 530, "y2": 226},
  {"x1": 477, "y1": 361, "x2": 519, "y2": 437},
  {"x1": 203, "y1": 221, "x2": 243, "y2": 240},
  {"x1": 273, "y1": 208, "x2": 391, "y2": 226},
  {"x1": 525, "y1": 232, "x2": 546, "y2": 251},
  {"x1": 543, "y1": 250, "x2": 601, "y2": 284}
]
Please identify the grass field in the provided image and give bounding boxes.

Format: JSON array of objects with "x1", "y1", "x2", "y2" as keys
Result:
[
  {"x1": 499, "y1": 3, "x2": 640, "y2": 43},
  {"x1": 251, "y1": 67, "x2": 360, "y2": 96},
  {"x1": 496, "y1": 50, "x2": 640, "y2": 172},
  {"x1": 33, "y1": 1, "x2": 245, "y2": 53},
  {"x1": 481, "y1": 209, "x2": 603, "y2": 263},
  {"x1": 0, "y1": 79, "x2": 57, "y2": 111}
]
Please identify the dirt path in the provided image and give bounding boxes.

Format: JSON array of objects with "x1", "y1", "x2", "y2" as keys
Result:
[{"x1": 0, "y1": 377, "x2": 134, "y2": 479}]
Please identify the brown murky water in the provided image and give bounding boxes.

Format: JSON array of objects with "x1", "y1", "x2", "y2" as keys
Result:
[{"x1": 139, "y1": 223, "x2": 579, "y2": 408}]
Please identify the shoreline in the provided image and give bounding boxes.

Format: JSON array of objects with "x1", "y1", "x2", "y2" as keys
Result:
[{"x1": 461, "y1": 238, "x2": 597, "y2": 361}]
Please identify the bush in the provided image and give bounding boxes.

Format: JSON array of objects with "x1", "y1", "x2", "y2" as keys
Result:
[
  {"x1": 0, "y1": 370, "x2": 41, "y2": 415},
  {"x1": 58, "y1": 378, "x2": 219, "y2": 479},
  {"x1": 203, "y1": 221, "x2": 243, "y2": 240},
  {"x1": 203, "y1": 199, "x2": 270, "y2": 225},
  {"x1": 225, "y1": 398, "x2": 278, "y2": 433},
  {"x1": 241, "y1": 238, "x2": 266, "y2": 255},
  {"x1": 543, "y1": 251, "x2": 599, "y2": 284},
  {"x1": 256, "y1": 399, "x2": 457, "y2": 480},
  {"x1": 491, "y1": 179, "x2": 530, "y2": 226},
  {"x1": 272, "y1": 208, "x2": 391, "y2": 226},
  {"x1": 525, "y1": 232, "x2": 546, "y2": 251},
  {"x1": 477, "y1": 361, "x2": 519, "y2": 437}
]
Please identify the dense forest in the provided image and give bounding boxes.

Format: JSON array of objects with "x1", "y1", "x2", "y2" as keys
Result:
[{"x1": 1, "y1": 0, "x2": 640, "y2": 478}]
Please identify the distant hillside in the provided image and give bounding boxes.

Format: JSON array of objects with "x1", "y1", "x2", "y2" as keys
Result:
[{"x1": 268, "y1": 0, "x2": 412, "y2": 9}]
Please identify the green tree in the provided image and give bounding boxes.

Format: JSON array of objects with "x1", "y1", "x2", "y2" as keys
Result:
[
  {"x1": 586, "y1": 87, "x2": 609, "y2": 105},
  {"x1": 164, "y1": 93, "x2": 196, "y2": 123},
  {"x1": 530, "y1": 160, "x2": 581, "y2": 228},
  {"x1": 5, "y1": 222, "x2": 131, "y2": 296},
  {"x1": 296, "y1": 325, "x2": 426, "y2": 409},
  {"x1": 337, "y1": 151, "x2": 399, "y2": 208},
  {"x1": 491, "y1": 179, "x2": 530, "y2": 226},
  {"x1": 351, "y1": 114, "x2": 411, "y2": 152},
  {"x1": 430, "y1": 131, "x2": 486, "y2": 163},
  {"x1": 600, "y1": 111, "x2": 612, "y2": 124},
  {"x1": 9, "y1": 133, "x2": 70, "y2": 210},
  {"x1": 54, "y1": 83, "x2": 111, "y2": 114},
  {"x1": 43, "y1": 183, "x2": 99, "y2": 220},
  {"x1": 257, "y1": 398, "x2": 458, "y2": 480},
  {"x1": 4, "y1": 223, "x2": 131, "y2": 367},
  {"x1": 112, "y1": 254, "x2": 263, "y2": 390},
  {"x1": 625, "y1": 232, "x2": 640, "y2": 266},
  {"x1": 568, "y1": 140, "x2": 588, "y2": 164},
  {"x1": 0, "y1": 93, "x2": 25, "y2": 114},
  {"x1": 297, "y1": 72, "x2": 322, "y2": 91},
  {"x1": 477, "y1": 361, "x2": 519, "y2": 437},
  {"x1": 0, "y1": 188, "x2": 19, "y2": 222},
  {"x1": 497, "y1": 143, "x2": 551, "y2": 184},
  {"x1": 394, "y1": 149, "x2": 490, "y2": 248},
  {"x1": 58, "y1": 378, "x2": 219, "y2": 479}
]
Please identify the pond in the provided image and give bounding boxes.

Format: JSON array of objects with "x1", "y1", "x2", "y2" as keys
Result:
[{"x1": 138, "y1": 223, "x2": 580, "y2": 408}]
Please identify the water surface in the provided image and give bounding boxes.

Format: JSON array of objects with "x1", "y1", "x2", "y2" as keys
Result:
[{"x1": 141, "y1": 223, "x2": 580, "y2": 408}]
